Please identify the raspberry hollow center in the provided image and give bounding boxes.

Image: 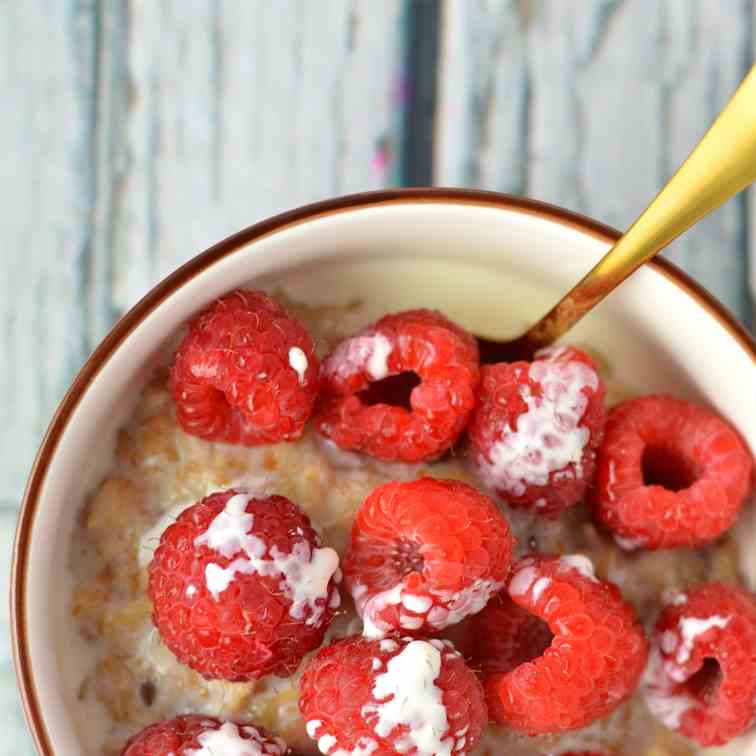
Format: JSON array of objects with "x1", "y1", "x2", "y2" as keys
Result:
[
  {"x1": 642, "y1": 444, "x2": 699, "y2": 492},
  {"x1": 687, "y1": 657, "x2": 723, "y2": 705},
  {"x1": 522, "y1": 619, "x2": 554, "y2": 665},
  {"x1": 358, "y1": 372, "x2": 421, "y2": 411}
]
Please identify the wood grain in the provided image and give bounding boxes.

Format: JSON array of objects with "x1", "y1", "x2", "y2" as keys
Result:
[
  {"x1": 105, "y1": 0, "x2": 407, "y2": 325},
  {"x1": 1, "y1": 1, "x2": 96, "y2": 508},
  {"x1": 436, "y1": 0, "x2": 753, "y2": 324}
]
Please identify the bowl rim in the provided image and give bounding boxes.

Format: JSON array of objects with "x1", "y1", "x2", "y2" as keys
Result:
[{"x1": 11, "y1": 187, "x2": 756, "y2": 755}]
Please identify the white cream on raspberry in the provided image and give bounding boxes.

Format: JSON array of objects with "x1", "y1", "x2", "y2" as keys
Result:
[
  {"x1": 359, "y1": 583, "x2": 404, "y2": 639},
  {"x1": 510, "y1": 556, "x2": 595, "y2": 601},
  {"x1": 429, "y1": 579, "x2": 503, "y2": 628},
  {"x1": 366, "y1": 333, "x2": 393, "y2": 379},
  {"x1": 559, "y1": 554, "x2": 598, "y2": 582},
  {"x1": 402, "y1": 593, "x2": 433, "y2": 613},
  {"x1": 196, "y1": 491, "x2": 340, "y2": 626},
  {"x1": 307, "y1": 720, "x2": 377, "y2": 756},
  {"x1": 672, "y1": 614, "x2": 730, "y2": 665},
  {"x1": 357, "y1": 578, "x2": 500, "y2": 638},
  {"x1": 400, "y1": 614, "x2": 424, "y2": 630},
  {"x1": 326, "y1": 332, "x2": 394, "y2": 382},
  {"x1": 361, "y1": 640, "x2": 457, "y2": 756},
  {"x1": 532, "y1": 577, "x2": 551, "y2": 602},
  {"x1": 509, "y1": 566, "x2": 538, "y2": 596},
  {"x1": 478, "y1": 357, "x2": 598, "y2": 497},
  {"x1": 641, "y1": 649, "x2": 696, "y2": 730},
  {"x1": 137, "y1": 479, "x2": 269, "y2": 569},
  {"x1": 645, "y1": 613, "x2": 734, "y2": 731},
  {"x1": 185, "y1": 722, "x2": 286, "y2": 756},
  {"x1": 318, "y1": 734, "x2": 338, "y2": 753},
  {"x1": 288, "y1": 346, "x2": 309, "y2": 385}
]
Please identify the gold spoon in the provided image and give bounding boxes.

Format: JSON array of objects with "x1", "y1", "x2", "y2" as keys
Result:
[{"x1": 478, "y1": 64, "x2": 756, "y2": 364}]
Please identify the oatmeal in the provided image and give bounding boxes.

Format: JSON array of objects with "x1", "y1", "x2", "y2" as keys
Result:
[{"x1": 70, "y1": 297, "x2": 745, "y2": 755}]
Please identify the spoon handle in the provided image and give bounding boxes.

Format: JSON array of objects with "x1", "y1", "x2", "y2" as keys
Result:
[{"x1": 522, "y1": 64, "x2": 756, "y2": 350}]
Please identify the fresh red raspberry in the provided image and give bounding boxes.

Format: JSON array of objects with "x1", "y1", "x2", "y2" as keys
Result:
[
  {"x1": 316, "y1": 309, "x2": 479, "y2": 462},
  {"x1": 484, "y1": 553, "x2": 648, "y2": 734},
  {"x1": 121, "y1": 715, "x2": 288, "y2": 755},
  {"x1": 299, "y1": 635, "x2": 487, "y2": 755},
  {"x1": 592, "y1": 395, "x2": 753, "y2": 550},
  {"x1": 171, "y1": 290, "x2": 319, "y2": 445},
  {"x1": 443, "y1": 590, "x2": 553, "y2": 677},
  {"x1": 148, "y1": 489, "x2": 341, "y2": 681},
  {"x1": 467, "y1": 346, "x2": 606, "y2": 519},
  {"x1": 642, "y1": 582, "x2": 756, "y2": 746},
  {"x1": 343, "y1": 478, "x2": 514, "y2": 638}
]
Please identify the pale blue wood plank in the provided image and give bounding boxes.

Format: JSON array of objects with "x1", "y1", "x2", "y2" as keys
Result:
[
  {"x1": 0, "y1": 664, "x2": 36, "y2": 756},
  {"x1": 0, "y1": 0, "x2": 97, "y2": 509},
  {"x1": 106, "y1": 0, "x2": 410, "y2": 326}
]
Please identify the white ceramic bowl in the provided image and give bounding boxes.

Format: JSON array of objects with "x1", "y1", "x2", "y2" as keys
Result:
[{"x1": 12, "y1": 189, "x2": 756, "y2": 755}]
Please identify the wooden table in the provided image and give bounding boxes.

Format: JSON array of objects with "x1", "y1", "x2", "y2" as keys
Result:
[{"x1": 2, "y1": 2, "x2": 754, "y2": 751}]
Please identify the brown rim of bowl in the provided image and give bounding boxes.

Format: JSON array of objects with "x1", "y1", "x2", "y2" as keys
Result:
[{"x1": 11, "y1": 187, "x2": 756, "y2": 755}]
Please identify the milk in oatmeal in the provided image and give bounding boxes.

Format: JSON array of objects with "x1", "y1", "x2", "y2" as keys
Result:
[{"x1": 69, "y1": 295, "x2": 745, "y2": 755}]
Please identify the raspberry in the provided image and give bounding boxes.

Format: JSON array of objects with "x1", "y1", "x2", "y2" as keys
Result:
[
  {"x1": 592, "y1": 395, "x2": 753, "y2": 550},
  {"x1": 299, "y1": 636, "x2": 487, "y2": 755},
  {"x1": 642, "y1": 582, "x2": 756, "y2": 746},
  {"x1": 148, "y1": 489, "x2": 341, "y2": 681},
  {"x1": 343, "y1": 478, "x2": 514, "y2": 638},
  {"x1": 443, "y1": 590, "x2": 553, "y2": 677},
  {"x1": 483, "y1": 553, "x2": 648, "y2": 734},
  {"x1": 316, "y1": 309, "x2": 479, "y2": 462},
  {"x1": 121, "y1": 715, "x2": 288, "y2": 755},
  {"x1": 171, "y1": 290, "x2": 319, "y2": 445},
  {"x1": 467, "y1": 346, "x2": 606, "y2": 519}
]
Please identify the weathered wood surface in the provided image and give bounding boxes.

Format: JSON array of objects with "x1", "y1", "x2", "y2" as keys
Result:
[
  {"x1": 2, "y1": 1, "x2": 96, "y2": 748},
  {"x1": 1, "y1": 1, "x2": 754, "y2": 752},
  {"x1": 436, "y1": 0, "x2": 754, "y2": 321},
  {"x1": 1, "y1": 2, "x2": 408, "y2": 752}
]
